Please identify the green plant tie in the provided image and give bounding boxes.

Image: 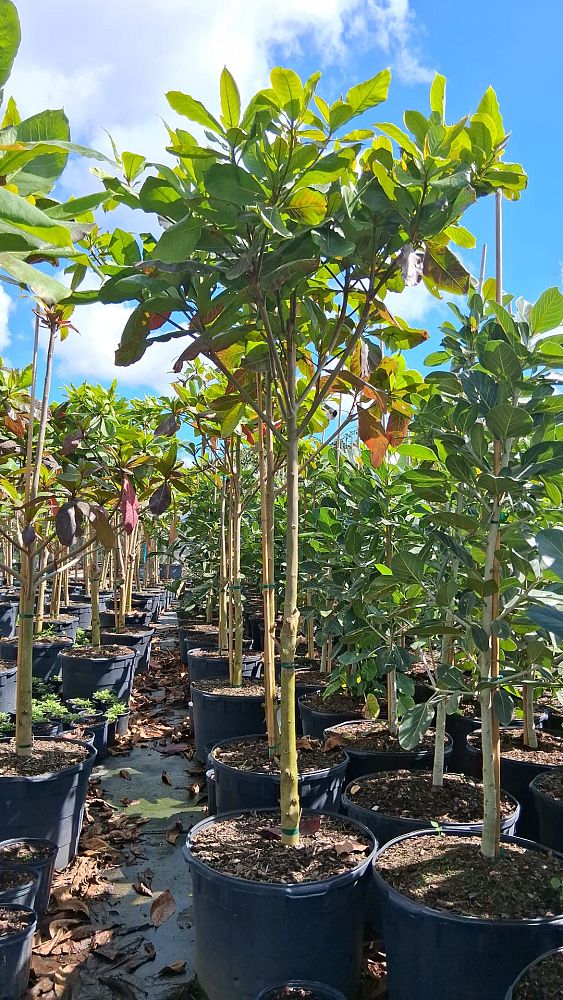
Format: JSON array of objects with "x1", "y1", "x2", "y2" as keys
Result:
[
  {"x1": 281, "y1": 827, "x2": 300, "y2": 837},
  {"x1": 261, "y1": 583, "x2": 276, "y2": 589},
  {"x1": 229, "y1": 584, "x2": 242, "y2": 590},
  {"x1": 279, "y1": 661, "x2": 295, "y2": 670},
  {"x1": 19, "y1": 613, "x2": 34, "y2": 619}
]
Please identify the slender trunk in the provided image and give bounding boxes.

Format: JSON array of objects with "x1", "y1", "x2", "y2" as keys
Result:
[
  {"x1": 50, "y1": 566, "x2": 61, "y2": 620},
  {"x1": 35, "y1": 546, "x2": 49, "y2": 635},
  {"x1": 218, "y1": 476, "x2": 229, "y2": 654},
  {"x1": 16, "y1": 546, "x2": 34, "y2": 757},
  {"x1": 384, "y1": 522, "x2": 398, "y2": 735},
  {"x1": 480, "y1": 506, "x2": 501, "y2": 858},
  {"x1": 432, "y1": 700, "x2": 447, "y2": 787},
  {"x1": 227, "y1": 470, "x2": 234, "y2": 682},
  {"x1": 523, "y1": 677, "x2": 537, "y2": 749},
  {"x1": 31, "y1": 318, "x2": 57, "y2": 501},
  {"x1": 258, "y1": 374, "x2": 278, "y2": 752},
  {"x1": 279, "y1": 337, "x2": 300, "y2": 847},
  {"x1": 231, "y1": 436, "x2": 243, "y2": 687},
  {"x1": 90, "y1": 562, "x2": 101, "y2": 648}
]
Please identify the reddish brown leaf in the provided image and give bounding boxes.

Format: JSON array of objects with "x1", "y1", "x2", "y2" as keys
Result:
[
  {"x1": 120, "y1": 476, "x2": 140, "y2": 535},
  {"x1": 296, "y1": 736, "x2": 315, "y2": 750},
  {"x1": 358, "y1": 405, "x2": 390, "y2": 468},
  {"x1": 133, "y1": 881, "x2": 153, "y2": 897},
  {"x1": 157, "y1": 743, "x2": 192, "y2": 756},
  {"x1": 119, "y1": 769, "x2": 132, "y2": 781},
  {"x1": 386, "y1": 410, "x2": 410, "y2": 447},
  {"x1": 161, "y1": 771, "x2": 173, "y2": 786},
  {"x1": 159, "y1": 960, "x2": 187, "y2": 976},
  {"x1": 165, "y1": 821, "x2": 184, "y2": 845},
  {"x1": 150, "y1": 889, "x2": 176, "y2": 927},
  {"x1": 324, "y1": 734, "x2": 345, "y2": 751},
  {"x1": 334, "y1": 837, "x2": 369, "y2": 856}
]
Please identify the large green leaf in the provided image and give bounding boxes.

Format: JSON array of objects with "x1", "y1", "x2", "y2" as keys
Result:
[
  {"x1": 527, "y1": 604, "x2": 563, "y2": 639},
  {"x1": 529, "y1": 287, "x2": 563, "y2": 334},
  {"x1": 479, "y1": 340, "x2": 521, "y2": 381},
  {"x1": 220, "y1": 67, "x2": 241, "y2": 128},
  {"x1": 220, "y1": 403, "x2": 246, "y2": 438},
  {"x1": 0, "y1": 254, "x2": 70, "y2": 304},
  {"x1": 391, "y1": 551, "x2": 426, "y2": 585},
  {"x1": 485, "y1": 404, "x2": 533, "y2": 440},
  {"x1": 151, "y1": 216, "x2": 201, "y2": 264},
  {"x1": 205, "y1": 162, "x2": 265, "y2": 206},
  {"x1": 286, "y1": 188, "x2": 327, "y2": 225},
  {"x1": 536, "y1": 527, "x2": 563, "y2": 580},
  {"x1": 477, "y1": 86, "x2": 504, "y2": 141},
  {"x1": 346, "y1": 69, "x2": 390, "y2": 115},
  {"x1": 429, "y1": 73, "x2": 446, "y2": 119},
  {"x1": 493, "y1": 689, "x2": 514, "y2": 726},
  {"x1": 0, "y1": 187, "x2": 72, "y2": 246},
  {"x1": 0, "y1": 0, "x2": 20, "y2": 89},
  {"x1": 10, "y1": 110, "x2": 70, "y2": 195},
  {"x1": 115, "y1": 302, "x2": 152, "y2": 366},
  {"x1": 270, "y1": 67, "x2": 303, "y2": 117},
  {"x1": 399, "y1": 702, "x2": 435, "y2": 750},
  {"x1": 166, "y1": 90, "x2": 223, "y2": 133},
  {"x1": 423, "y1": 245, "x2": 470, "y2": 294}
]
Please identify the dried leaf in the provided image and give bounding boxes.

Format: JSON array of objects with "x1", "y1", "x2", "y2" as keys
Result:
[
  {"x1": 150, "y1": 889, "x2": 176, "y2": 927},
  {"x1": 133, "y1": 882, "x2": 153, "y2": 898},
  {"x1": 349, "y1": 783, "x2": 361, "y2": 795},
  {"x1": 159, "y1": 960, "x2": 187, "y2": 976},
  {"x1": 165, "y1": 821, "x2": 184, "y2": 845},
  {"x1": 158, "y1": 743, "x2": 192, "y2": 756},
  {"x1": 296, "y1": 736, "x2": 314, "y2": 750},
  {"x1": 161, "y1": 770, "x2": 173, "y2": 786},
  {"x1": 323, "y1": 734, "x2": 345, "y2": 751},
  {"x1": 333, "y1": 837, "x2": 369, "y2": 856},
  {"x1": 119, "y1": 769, "x2": 132, "y2": 781}
]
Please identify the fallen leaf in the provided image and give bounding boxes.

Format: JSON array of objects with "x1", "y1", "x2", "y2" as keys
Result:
[
  {"x1": 158, "y1": 743, "x2": 192, "y2": 756},
  {"x1": 300, "y1": 815, "x2": 322, "y2": 836},
  {"x1": 161, "y1": 771, "x2": 173, "y2": 786},
  {"x1": 349, "y1": 783, "x2": 361, "y2": 795},
  {"x1": 165, "y1": 820, "x2": 184, "y2": 845},
  {"x1": 159, "y1": 960, "x2": 187, "y2": 976},
  {"x1": 296, "y1": 736, "x2": 315, "y2": 750},
  {"x1": 324, "y1": 734, "x2": 345, "y2": 750},
  {"x1": 133, "y1": 881, "x2": 153, "y2": 898},
  {"x1": 334, "y1": 837, "x2": 369, "y2": 856},
  {"x1": 150, "y1": 889, "x2": 176, "y2": 927},
  {"x1": 119, "y1": 769, "x2": 132, "y2": 781}
]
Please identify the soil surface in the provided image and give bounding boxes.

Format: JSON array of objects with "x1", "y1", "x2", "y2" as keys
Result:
[
  {"x1": 62, "y1": 644, "x2": 132, "y2": 659},
  {"x1": 190, "y1": 812, "x2": 372, "y2": 883},
  {"x1": 267, "y1": 990, "x2": 330, "y2": 999},
  {"x1": 514, "y1": 950, "x2": 563, "y2": 998},
  {"x1": 295, "y1": 669, "x2": 330, "y2": 688},
  {"x1": 532, "y1": 767, "x2": 563, "y2": 803},
  {"x1": 326, "y1": 720, "x2": 441, "y2": 753},
  {"x1": 43, "y1": 616, "x2": 76, "y2": 625},
  {"x1": 181, "y1": 624, "x2": 219, "y2": 638},
  {"x1": 0, "y1": 841, "x2": 53, "y2": 863},
  {"x1": 192, "y1": 678, "x2": 270, "y2": 698},
  {"x1": 376, "y1": 834, "x2": 563, "y2": 919},
  {"x1": 0, "y1": 738, "x2": 90, "y2": 777},
  {"x1": 212, "y1": 736, "x2": 346, "y2": 774},
  {"x1": 346, "y1": 771, "x2": 516, "y2": 822},
  {"x1": 100, "y1": 629, "x2": 151, "y2": 638},
  {"x1": 468, "y1": 729, "x2": 563, "y2": 765},
  {"x1": 0, "y1": 906, "x2": 33, "y2": 937},
  {"x1": 300, "y1": 692, "x2": 368, "y2": 715},
  {"x1": 0, "y1": 660, "x2": 15, "y2": 672},
  {"x1": 188, "y1": 648, "x2": 229, "y2": 659},
  {"x1": 0, "y1": 867, "x2": 34, "y2": 891}
]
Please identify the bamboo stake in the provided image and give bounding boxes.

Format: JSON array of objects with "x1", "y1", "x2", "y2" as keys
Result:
[{"x1": 258, "y1": 374, "x2": 278, "y2": 752}]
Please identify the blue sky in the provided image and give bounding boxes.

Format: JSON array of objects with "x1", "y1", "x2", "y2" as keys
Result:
[{"x1": 2, "y1": 0, "x2": 560, "y2": 399}]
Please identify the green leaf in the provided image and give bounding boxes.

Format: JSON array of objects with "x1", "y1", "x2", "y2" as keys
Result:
[
  {"x1": 166, "y1": 90, "x2": 223, "y2": 134},
  {"x1": 477, "y1": 86, "x2": 504, "y2": 141},
  {"x1": 115, "y1": 302, "x2": 153, "y2": 366},
  {"x1": 365, "y1": 693, "x2": 380, "y2": 719},
  {"x1": 0, "y1": 187, "x2": 72, "y2": 246},
  {"x1": 7, "y1": 110, "x2": 70, "y2": 196},
  {"x1": 399, "y1": 702, "x2": 435, "y2": 750},
  {"x1": 430, "y1": 73, "x2": 446, "y2": 119},
  {"x1": 471, "y1": 624, "x2": 489, "y2": 652},
  {"x1": 479, "y1": 341, "x2": 521, "y2": 381},
  {"x1": 286, "y1": 188, "x2": 327, "y2": 225},
  {"x1": 0, "y1": 254, "x2": 70, "y2": 304},
  {"x1": 493, "y1": 689, "x2": 514, "y2": 726},
  {"x1": 528, "y1": 604, "x2": 563, "y2": 638},
  {"x1": 391, "y1": 551, "x2": 426, "y2": 585},
  {"x1": 220, "y1": 67, "x2": 241, "y2": 129},
  {"x1": 205, "y1": 162, "x2": 265, "y2": 206},
  {"x1": 220, "y1": 403, "x2": 246, "y2": 438},
  {"x1": 270, "y1": 67, "x2": 304, "y2": 117},
  {"x1": 346, "y1": 69, "x2": 391, "y2": 115},
  {"x1": 151, "y1": 215, "x2": 201, "y2": 264},
  {"x1": 396, "y1": 443, "x2": 437, "y2": 462},
  {"x1": 486, "y1": 404, "x2": 533, "y2": 440},
  {"x1": 529, "y1": 287, "x2": 563, "y2": 334},
  {"x1": 536, "y1": 528, "x2": 563, "y2": 580},
  {"x1": 423, "y1": 245, "x2": 471, "y2": 294},
  {"x1": 0, "y1": 0, "x2": 20, "y2": 89}
]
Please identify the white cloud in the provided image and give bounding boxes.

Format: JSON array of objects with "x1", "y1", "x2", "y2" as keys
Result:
[
  {"x1": 0, "y1": 286, "x2": 14, "y2": 353},
  {"x1": 385, "y1": 282, "x2": 447, "y2": 327},
  {"x1": 53, "y1": 301, "x2": 181, "y2": 394}
]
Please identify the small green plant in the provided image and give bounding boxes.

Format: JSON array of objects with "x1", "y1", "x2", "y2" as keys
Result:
[
  {"x1": 67, "y1": 697, "x2": 96, "y2": 714},
  {"x1": 0, "y1": 712, "x2": 12, "y2": 735},
  {"x1": 550, "y1": 877, "x2": 563, "y2": 906},
  {"x1": 74, "y1": 628, "x2": 92, "y2": 647},
  {"x1": 106, "y1": 700, "x2": 127, "y2": 723}
]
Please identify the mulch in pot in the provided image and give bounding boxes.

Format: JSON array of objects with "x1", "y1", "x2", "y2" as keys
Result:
[
  {"x1": 267, "y1": 990, "x2": 329, "y2": 1000},
  {"x1": 191, "y1": 678, "x2": 272, "y2": 698},
  {"x1": 212, "y1": 736, "x2": 346, "y2": 774},
  {"x1": 376, "y1": 833, "x2": 563, "y2": 920},
  {"x1": 0, "y1": 661, "x2": 14, "y2": 673},
  {"x1": 62, "y1": 645, "x2": 132, "y2": 659},
  {"x1": 347, "y1": 770, "x2": 515, "y2": 822},
  {"x1": 190, "y1": 812, "x2": 371, "y2": 883},
  {"x1": 0, "y1": 869, "x2": 33, "y2": 892},
  {"x1": 299, "y1": 692, "x2": 369, "y2": 715},
  {"x1": 0, "y1": 738, "x2": 90, "y2": 777},
  {"x1": 0, "y1": 842, "x2": 53, "y2": 863},
  {"x1": 513, "y1": 950, "x2": 563, "y2": 999},
  {"x1": 468, "y1": 729, "x2": 563, "y2": 765},
  {"x1": 325, "y1": 720, "x2": 442, "y2": 753},
  {"x1": 532, "y1": 768, "x2": 563, "y2": 803},
  {"x1": 0, "y1": 906, "x2": 33, "y2": 937}
]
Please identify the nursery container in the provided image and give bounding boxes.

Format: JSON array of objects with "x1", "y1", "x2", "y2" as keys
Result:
[
  {"x1": 60, "y1": 603, "x2": 92, "y2": 629},
  {"x1": 256, "y1": 984, "x2": 346, "y2": 1000},
  {"x1": 529, "y1": 769, "x2": 563, "y2": 851},
  {"x1": 0, "y1": 604, "x2": 16, "y2": 639},
  {"x1": 0, "y1": 839, "x2": 57, "y2": 916},
  {"x1": 0, "y1": 866, "x2": 38, "y2": 910},
  {"x1": 188, "y1": 648, "x2": 262, "y2": 686},
  {"x1": 184, "y1": 809, "x2": 376, "y2": 1000},
  {"x1": 0, "y1": 905, "x2": 36, "y2": 1000},
  {"x1": 0, "y1": 665, "x2": 17, "y2": 715},
  {"x1": 504, "y1": 946, "x2": 563, "y2": 999},
  {"x1": 324, "y1": 721, "x2": 453, "y2": 781},
  {"x1": 298, "y1": 695, "x2": 364, "y2": 741},
  {"x1": 61, "y1": 647, "x2": 135, "y2": 702},
  {"x1": 191, "y1": 683, "x2": 267, "y2": 761},
  {"x1": 100, "y1": 627, "x2": 154, "y2": 674}
]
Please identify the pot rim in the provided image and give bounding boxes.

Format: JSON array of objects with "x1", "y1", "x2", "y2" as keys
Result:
[
  {"x1": 0, "y1": 736, "x2": 96, "y2": 784},
  {"x1": 0, "y1": 903, "x2": 37, "y2": 942},
  {"x1": 529, "y1": 766, "x2": 563, "y2": 805},
  {"x1": 505, "y1": 945, "x2": 563, "y2": 998},
  {"x1": 210, "y1": 734, "x2": 349, "y2": 780}
]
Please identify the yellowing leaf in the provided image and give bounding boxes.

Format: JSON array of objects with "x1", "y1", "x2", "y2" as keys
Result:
[{"x1": 286, "y1": 188, "x2": 326, "y2": 225}]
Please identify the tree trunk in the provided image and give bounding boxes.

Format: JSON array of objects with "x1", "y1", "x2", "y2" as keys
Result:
[
  {"x1": 231, "y1": 436, "x2": 243, "y2": 687},
  {"x1": 258, "y1": 374, "x2": 279, "y2": 753},
  {"x1": 218, "y1": 476, "x2": 229, "y2": 655},
  {"x1": 15, "y1": 545, "x2": 34, "y2": 757}
]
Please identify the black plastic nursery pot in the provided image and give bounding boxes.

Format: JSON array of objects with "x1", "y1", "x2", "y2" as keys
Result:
[
  {"x1": 373, "y1": 829, "x2": 563, "y2": 1000},
  {"x1": 0, "y1": 866, "x2": 38, "y2": 910},
  {"x1": 205, "y1": 768, "x2": 217, "y2": 815},
  {"x1": 298, "y1": 695, "x2": 364, "y2": 741},
  {"x1": 0, "y1": 603, "x2": 16, "y2": 639},
  {"x1": 466, "y1": 737, "x2": 559, "y2": 841},
  {"x1": 445, "y1": 710, "x2": 481, "y2": 774},
  {"x1": 0, "y1": 905, "x2": 36, "y2": 1000},
  {"x1": 256, "y1": 983, "x2": 346, "y2": 1000},
  {"x1": 79, "y1": 715, "x2": 108, "y2": 761},
  {"x1": 529, "y1": 768, "x2": 563, "y2": 851},
  {"x1": 0, "y1": 664, "x2": 17, "y2": 714},
  {"x1": 99, "y1": 609, "x2": 152, "y2": 629},
  {"x1": 60, "y1": 603, "x2": 92, "y2": 629},
  {"x1": 342, "y1": 777, "x2": 520, "y2": 847},
  {"x1": 183, "y1": 809, "x2": 376, "y2": 1000},
  {"x1": 0, "y1": 839, "x2": 57, "y2": 916},
  {"x1": 0, "y1": 738, "x2": 96, "y2": 870},
  {"x1": 211, "y1": 736, "x2": 349, "y2": 813},
  {"x1": 99, "y1": 627, "x2": 154, "y2": 675},
  {"x1": 0, "y1": 637, "x2": 74, "y2": 683},
  {"x1": 188, "y1": 647, "x2": 262, "y2": 686},
  {"x1": 60, "y1": 647, "x2": 135, "y2": 702},
  {"x1": 324, "y1": 721, "x2": 453, "y2": 781},
  {"x1": 41, "y1": 615, "x2": 79, "y2": 640},
  {"x1": 504, "y1": 945, "x2": 563, "y2": 999},
  {"x1": 191, "y1": 683, "x2": 268, "y2": 761}
]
